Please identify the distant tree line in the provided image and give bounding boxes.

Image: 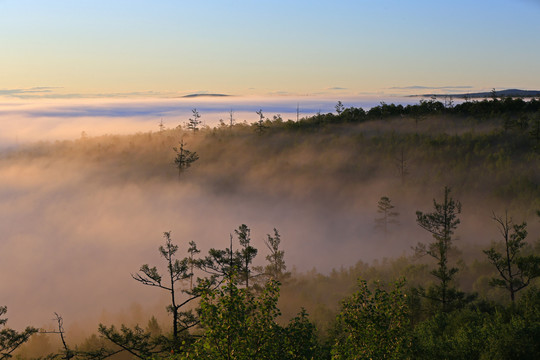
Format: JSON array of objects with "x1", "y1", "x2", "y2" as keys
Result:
[{"x1": 253, "y1": 97, "x2": 540, "y2": 131}]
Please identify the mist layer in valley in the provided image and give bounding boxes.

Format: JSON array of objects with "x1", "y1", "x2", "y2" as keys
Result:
[
  {"x1": 0, "y1": 96, "x2": 425, "y2": 147},
  {"x1": 1, "y1": 112, "x2": 538, "y2": 335}
]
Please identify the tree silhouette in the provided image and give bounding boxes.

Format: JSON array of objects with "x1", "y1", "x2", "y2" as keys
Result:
[
  {"x1": 229, "y1": 109, "x2": 235, "y2": 127},
  {"x1": 97, "y1": 324, "x2": 163, "y2": 359},
  {"x1": 235, "y1": 224, "x2": 258, "y2": 288},
  {"x1": 187, "y1": 109, "x2": 202, "y2": 132},
  {"x1": 53, "y1": 313, "x2": 74, "y2": 360},
  {"x1": 254, "y1": 109, "x2": 268, "y2": 135},
  {"x1": 158, "y1": 118, "x2": 165, "y2": 133},
  {"x1": 116, "y1": 232, "x2": 207, "y2": 352},
  {"x1": 97, "y1": 230, "x2": 248, "y2": 357},
  {"x1": 193, "y1": 225, "x2": 258, "y2": 289},
  {"x1": 395, "y1": 148, "x2": 410, "y2": 185},
  {"x1": 414, "y1": 186, "x2": 463, "y2": 312},
  {"x1": 0, "y1": 306, "x2": 37, "y2": 360},
  {"x1": 173, "y1": 139, "x2": 199, "y2": 177},
  {"x1": 335, "y1": 101, "x2": 344, "y2": 115},
  {"x1": 375, "y1": 196, "x2": 399, "y2": 239},
  {"x1": 484, "y1": 212, "x2": 540, "y2": 302},
  {"x1": 263, "y1": 229, "x2": 290, "y2": 282}
]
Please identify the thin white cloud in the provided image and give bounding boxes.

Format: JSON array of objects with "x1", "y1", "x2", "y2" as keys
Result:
[
  {"x1": 389, "y1": 85, "x2": 474, "y2": 90},
  {"x1": 0, "y1": 87, "x2": 181, "y2": 99},
  {"x1": 0, "y1": 87, "x2": 61, "y2": 97}
]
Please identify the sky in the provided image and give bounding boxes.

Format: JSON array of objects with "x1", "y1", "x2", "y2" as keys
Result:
[{"x1": 1, "y1": 0, "x2": 540, "y2": 99}]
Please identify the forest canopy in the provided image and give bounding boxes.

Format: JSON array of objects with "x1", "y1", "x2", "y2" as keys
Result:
[{"x1": 2, "y1": 96, "x2": 540, "y2": 359}]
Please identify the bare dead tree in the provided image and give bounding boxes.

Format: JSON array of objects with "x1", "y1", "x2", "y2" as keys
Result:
[
  {"x1": 395, "y1": 148, "x2": 410, "y2": 185},
  {"x1": 158, "y1": 118, "x2": 165, "y2": 133},
  {"x1": 229, "y1": 109, "x2": 235, "y2": 127},
  {"x1": 54, "y1": 313, "x2": 74, "y2": 360},
  {"x1": 484, "y1": 211, "x2": 540, "y2": 302}
]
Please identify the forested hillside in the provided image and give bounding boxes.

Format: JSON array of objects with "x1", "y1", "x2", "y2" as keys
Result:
[{"x1": 2, "y1": 97, "x2": 540, "y2": 359}]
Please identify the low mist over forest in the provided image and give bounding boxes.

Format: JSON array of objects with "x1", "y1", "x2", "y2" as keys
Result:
[{"x1": 2, "y1": 97, "x2": 540, "y2": 359}]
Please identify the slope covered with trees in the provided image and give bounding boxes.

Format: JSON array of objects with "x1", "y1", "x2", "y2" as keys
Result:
[{"x1": 2, "y1": 97, "x2": 540, "y2": 359}]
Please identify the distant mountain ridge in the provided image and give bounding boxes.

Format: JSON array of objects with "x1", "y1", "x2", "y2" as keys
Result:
[
  {"x1": 181, "y1": 93, "x2": 231, "y2": 98},
  {"x1": 412, "y1": 89, "x2": 540, "y2": 99}
]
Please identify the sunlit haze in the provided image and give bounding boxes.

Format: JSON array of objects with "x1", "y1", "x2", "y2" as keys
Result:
[{"x1": 1, "y1": 0, "x2": 540, "y2": 355}]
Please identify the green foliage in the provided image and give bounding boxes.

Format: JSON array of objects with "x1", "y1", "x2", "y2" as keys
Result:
[
  {"x1": 97, "y1": 324, "x2": 166, "y2": 359},
  {"x1": 98, "y1": 225, "x2": 300, "y2": 358},
  {"x1": 5, "y1": 97, "x2": 540, "y2": 357},
  {"x1": 484, "y1": 212, "x2": 540, "y2": 301},
  {"x1": 173, "y1": 139, "x2": 199, "y2": 176},
  {"x1": 0, "y1": 306, "x2": 37, "y2": 359},
  {"x1": 283, "y1": 308, "x2": 324, "y2": 360},
  {"x1": 412, "y1": 309, "x2": 488, "y2": 360},
  {"x1": 413, "y1": 287, "x2": 540, "y2": 360},
  {"x1": 128, "y1": 232, "x2": 205, "y2": 350},
  {"x1": 530, "y1": 114, "x2": 540, "y2": 146},
  {"x1": 182, "y1": 275, "x2": 282, "y2": 360},
  {"x1": 481, "y1": 305, "x2": 540, "y2": 360},
  {"x1": 197, "y1": 224, "x2": 264, "y2": 289},
  {"x1": 331, "y1": 279, "x2": 412, "y2": 360},
  {"x1": 179, "y1": 274, "x2": 325, "y2": 360},
  {"x1": 235, "y1": 224, "x2": 258, "y2": 288},
  {"x1": 415, "y1": 186, "x2": 464, "y2": 312},
  {"x1": 197, "y1": 242, "x2": 240, "y2": 280},
  {"x1": 262, "y1": 228, "x2": 290, "y2": 282}
]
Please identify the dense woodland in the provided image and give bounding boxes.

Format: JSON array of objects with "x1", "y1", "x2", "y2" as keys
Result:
[{"x1": 2, "y1": 96, "x2": 540, "y2": 359}]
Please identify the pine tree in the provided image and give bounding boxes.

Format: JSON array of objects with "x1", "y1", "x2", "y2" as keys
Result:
[
  {"x1": 484, "y1": 212, "x2": 540, "y2": 302},
  {"x1": 414, "y1": 186, "x2": 463, "y2": 312},
  {"x1": 335, "y1": 101, "x2": 344, "y2": 115},
  {"x1": 0, "y1": 306, "x2": 37, "y2": 359},
  {"x1": 235, "y1": 224, "x2": 258, "y2": 288},
  {"x1": 173, "y1": 140, "x2": 199, "y2": 177},
  {"x1": 254, "y1": 109, "x2": 268, "y2": 135},
  {"x1": 128, "y1": 232, "x2": 203, "y2": 347},
  {"x1": 263, "y1": 229, "x2": 290, "y2": 282},
  {"x1": 375, "y1": 196, "x2": 399, "y2": 239},
  {"x1": 187, "y1": 109, "x2": 202, "y2": 132}
]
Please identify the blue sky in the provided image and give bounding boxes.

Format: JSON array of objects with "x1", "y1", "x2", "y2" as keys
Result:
[{"x1": 1, "y1": 0, "x2": 539, "y2": 97}]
